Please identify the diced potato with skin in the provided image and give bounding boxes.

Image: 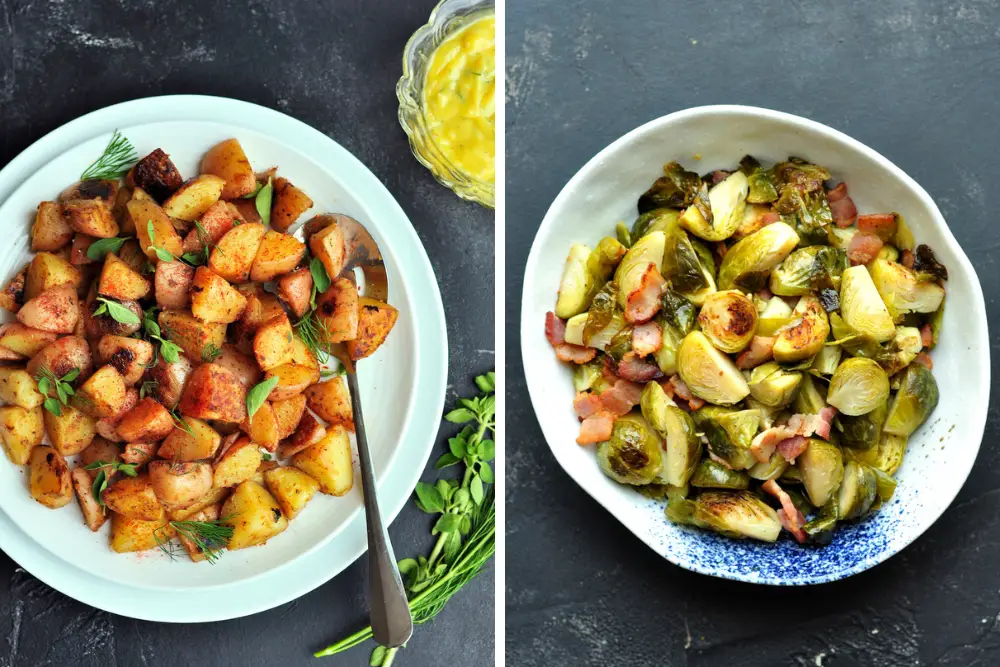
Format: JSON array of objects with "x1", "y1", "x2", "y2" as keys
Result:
[
  {"x1": 102, "y1": 473, "x2": 161, "y2": 520},
  {"x1": 158, "y1": 416, "x2": 221, "y2": 461},
  {"x1": 117, "y1": 239, "x2": 147, "y2": 274},
  {"x1": 200, "y1": 139, "x2": 256, "y2": 200},
  {"x1": 0, "y1": 366, "x2": 45, "y2": 409},
  {"x1": 121, "y1": 441, "x2": 159, "y2": 467},
  {"x1": 128, "y1": 198, "x2": 184, "y2": 261},
  {"x1": 148, "y1": 460, "x2": 213, "y2": 507},
  {"x1": 251, "y1": 459, "x2": 280, "y2": 485},
  {"x1": 96, "y1": 387, "x2": 138, "y2": 442},
  {"x1": 265, "y1": 466, "x2": 320, "y2": 520},
  {"x1": 0, "y1": 268, "x2": 26, "y2": 313},
  {"x1": 158, "y1": 309, "x2": 227, "y2": 362},
  {"x1": 346, "y1": 297, "x2": 398, "y2": 360},
  {"x1": 97, "y1": 335, "x2": 154, "y2": 385},
  {"x1": 60, "y1": 180, "x2": 119, "y2": 207},
  {"x1": 222, "y1": 480, "x2": 289, "y2": 550},
  {"x1": 316, "y1": 277, "x2": 359, "y2": 344},
  {"x1": 292, "y1": 426, "x2": 354, "y2": 496},
  {"x1": 209, "y1": 223, "x2": 267, "y2": 283},
  {"x1": 168, "y1": 486, "x2": 229, "y2": 521},
  {"x1": 32, "y1": 201, "x2": 73, "y2": 251},
  {"x1": 27, "y1": 336, "x2": 92, "y2": 384},
  {"x1": 154, "y1": 258, "x2": 194, "y2": 309},
  {"x1": 83, "y1": 288, "x2": 142, "y2": 338},
  {"x1": 178, "y1": 504, "x2": 222, "y2": 562},
  {"x1": 213, "y1": 437, "x2": 261, "y2": 488},
  {"x1": 29, "y1": 445, "x2": 73, "y2": 508},
  {"x1": 265, "y1": 364, "x2": 320, "y2": 401},
  {"x1": 97, "y1": 252, "x2": 151, "y2": 301},
  {"x1": 228, "y1": 198, "x2": 261, "y2": 225},
  {"x1": 115, "y1": 397, "x2": 175, "y2": 442},
  {"x1": 74, "y1": 365, "x2": 126, "y2": 418},
  {"x1": 43, "y1": 403, "x2": 97, "y2": 456},
  {"x1": 0, "y1": 346, "x2": 24, "y2": 361},
  {"x1": 182, "y1": 201, "x2": 237, "y2": 254},
  {"x1": 249, "y1": 230, "x2": 306, "y2": 282},
  {"x1": 270, "y1": 177, "x2": 314, "y2": 233},
  {"x1": 309, "y1": 221, "x2": 346, "y2": 280},
  {"x1": 162, "y1": 174, "x2": 226, "y2": 221},
  {"x1": 25, "y1": 251, "x2": 82, "y2": 300},
  {"x1": 211, "y1": 344, "x2": 261, "y2": 389},
  {"x1": 71, "y1": 467, "x2": 107, "y2": 532},
  {"x1": 178, "y1": 363, "x2": 247, "y2": 423},
  {"x1": 62, "y1": 199, "x2": 119, "y2": 238},
  {"x1": 0, "y1": 323, "x2": 58, "y2": 357},
  {"x1": 17, "y1": 284, "x2": 79, "y2": 333},
  {"x1": 70, "y1": 233, "x2": 98, "y2": 265},
  {"x1": 304, "y1": 377, "x2": 355, "y2": 432},
  {"x1": 253, "y1": 314, "x2": 294, "y2": 371},
  {"x1": 272, "y1": 394, "x2": 307, "y2": 440},
  {"x1": 77, "y1": 435, "x2": 121, "y2": 479},
  {"x1": 277, "y1": 411, "x2": 326, "y2": 460},
  {"x1": 0, "y1": 405, "x2": 44, "y2": 464},
  {"x1": 144, "y1": 354, "x2": 195, "y2": 410},
  {"x1": 241, "y1": 401, "x2": 280, "y2": 451},
  {"x1": 112, "y1": 185, "x2": 132, "y2": 231},
  {"x1": 110, "y1": 508, "x2": 174, "y2": 553},
  {"x1": 277, "y1": 268, "x2": 313, "y2": 319},
  {"x1": 290, "y1": 336, "x2": 319, "y2": 369},
  {"x1": 231, "y1": 291, "x2": 285, "y2": 354},
  {"x1": 190, "y1": 266, "x2": 247, "y2": 324},
  {"x1": 130, "y1": 149, "x2": 183, "y2": 202}
]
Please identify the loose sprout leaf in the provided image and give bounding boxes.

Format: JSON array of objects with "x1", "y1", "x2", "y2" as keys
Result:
[
  {"x1": 309, "y1": 256, "x2": 331, "y2": 293},
  {"x1": 255, "y1": 177, "x2": 273, "y2": 226},
  {"x1": 86, "y1": 236, "x2": 131, "y2": 261},
  {"x1": 96, "y1": 297, "x2": 140, "y2": 326},
  {"x1": 80, "y1": 129, "x2": 138, "y2": 180},
  {"x1": 246, "y1": 377, "x2": 279, "y2": 419}
]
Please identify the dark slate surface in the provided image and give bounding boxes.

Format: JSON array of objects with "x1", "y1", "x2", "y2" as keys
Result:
[
  {"x1": 0, "y1": 1, "x2": 494, "y2": 665},
  {"x1": 506, "y1": 1, "x2": 999, "y2": 666}
]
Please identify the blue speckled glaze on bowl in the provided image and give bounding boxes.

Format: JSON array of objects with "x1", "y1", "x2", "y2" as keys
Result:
[{"x1": 521, "y1": 105, "x2": 990, "y2": 585}]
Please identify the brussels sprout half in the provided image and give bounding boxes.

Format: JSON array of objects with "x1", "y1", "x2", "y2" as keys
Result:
[
  {"x1": 793, "y1": 374, "x2": 828, "y2": 415},
  {"x1": 837, "y1": 461, "x2": 878, "y2": 520},
  {"x1": 868, "y1": 259, "x2": 945, "y2": 321},
  {"x1": 797, "y1": 438, "x2": 844, "y2": 507},
  {"x1": 614, "y1": 231, "x2": 666, "y2": 310},
  {"x1": 846, "y1": 433, "x2": 908, "y2": 476},
  {"x1": 827, "y1": 357, "x2": 889, "y2": 416},
  {"x1": 773, "y1": 294, "x2": 830, "y2": 363},
  {"x1": 748, "y1": 362, "x2": 802, "y2": 408},
  {"x1": 884, "y1": 363, "x2": 939, "y2": 437},
  {"x1": 838, "y1": 401, "x2": 887, "y2": 450},
  {"x1": 697, "y1": 290, "x2": 758, "y2": 353},
  {"x1": 693, "y1": 408, "x2": 757, "y2": 471},
  {"x1": 718, "y1": 222, "x2": 800, "y2": 291},
  {"x1": 555, "y1": 243, "x2": 596, "y2": 318},
  {"x1": 839, "y1": 265, "x2": 895, "y2": 342},
  {"x1": 631, "y1": 208, "x2": 680, "y2": 240},
  {"x1": 692, "y1": 490, "x2": 782, "y2": 542},
  {"x1": 770, "y1": 246, "x2": 848, "y2": 296},
  {"x1": 691, "y1": 459, "x2": 750, "y2": 489},
  {"x1": 596, "y1": 413, "x2": 663, "y2": 485},
  {"x1": 678, "y1": 171, "x2": 750, "y2": 242},
  {"x1": 662, "y1": 221, "x2": 716, "y2": 303},
  {"x1": 677, "y1": 331, "x2": 750, "y2": 406}
]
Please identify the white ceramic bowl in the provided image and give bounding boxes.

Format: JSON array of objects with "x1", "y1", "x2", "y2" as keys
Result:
[{"x1": 520, "y1": 105, "x2": 989, "y2": 585}]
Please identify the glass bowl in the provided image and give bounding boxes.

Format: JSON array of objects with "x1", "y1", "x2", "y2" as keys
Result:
[{"x1": 397, "y1": 0, "x2": 495, "y2": 209}]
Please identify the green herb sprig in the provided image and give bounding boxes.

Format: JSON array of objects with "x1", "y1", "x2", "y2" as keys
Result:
[
  {"x1": 86, "y1": 236, "x2": 132, "y2": 262},
  {"x1": 155, "y1": 518, "x2": 235, "y2": 565},
  {"x1": 247, "y1": 377, "x2": 279, "y2": 419},
  {"x1": 146, "y1": 220, "x2": 175, "y2": 262},
  {"x1": 181, "y1": 221, "x2": 220, "y2": 266},
  {"x1": 202, "y1": 343, "x2": 222, "y2": 363},
  {"x1": 141, "y1": 305, "x2": 183, "y2": 363},
  {"x1": 94, "y1": 297, "x2": 141, "y2": 326},
  {"x1": 35, "y1": 368, "x2": 80, "y2": 416},
  {"x1": 256, "y1": 177, "x2": 274, "y2": 226},
  {"x1": 84, "y1": 459, "x2": 139, "y2": 507},
  {"x1": 80, "y1": 130, "x2": 138, "y2": 181}
]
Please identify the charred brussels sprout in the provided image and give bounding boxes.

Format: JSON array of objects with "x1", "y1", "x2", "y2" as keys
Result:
[
  {"x1": 884, "y1": 363, "x2": 939, "y2": 437},
  {"x1": 573, "y1": 359, "x2": 604, "y2": 392},
  {"x1": 631, "y1": 208, "x2": 680, "y2": 240},
  {"x1": 797, "y1": 439, "x2": 844, "y2": 507},
  {"x1": 638, "y1": 162, "x2": 702, "y2": 213},
  {"x1": 586, "y1": 237, "x2": 628, "y2": 285},
  {"x1": 555, "y1": 244, "x2": 596, "y2": 318},
  {"x1": 614, "y1": 231, "x2": 665, "y2": 309},
  {"x1": 691, "y1": 459, "x2": 751, "y2": 489},
  {"x1": 839, "y1": 265, "x2": 895, "y2": 342},
  {"x1": 774, "y1": 186, "x2": 833, "y2": 245},
  {"x1": 678, "y1": 171, "x2": 750, "y2": 242},
  {"x1": 718, "y1": 222, "x2": 800, "y2": 290},
  {"x1": 912, "y1": 244, "x2": 948, "y2": 281},
  {"x1": 827, "y1": 357, "x2": 889, "y2": 416},
  {"x1": 770, "y1": 246, "x2": 848, "y2": 296},
  {"x1": 868, "y1": 259, "x2": 945, "y2": 321},
  {"x1": 748, "y1": 453, "x2": 789, "y2": 482},
  {"x1": 773, "y1": 158, "x2": 831, "y2": 191},
  {"x1": 692, "y1": 490, "x2": 782, "y2": 542},
  {"x1": 693, "y1": 408, "x2": 757, "y2": 471},
  {"x1": 739, "y1": 155, "x2": 779, "y2": 204},
  {"x1": 661, "y1": 287, "x2": 696, "y2": 334},
  {"x1": 597, "y1": 413, "x2": 663, "y2": 485},
  {"x1": 773, "y1": 294, "x2": 830, "y2": 363},
  {"x1": 748, "y1": 362, "x2": 803, "y2": 408},
  {"x1": 677, "y1": 331, "x2": 751, "y2": 405},
  {"x1": 662, "y1": 221, "x2": 716, "y2": 304},
  {"x1": 583, "y1": 282, "x2": 620, "y2": 346},
  {"x1": 697, "y1": 290, "x2": 758, "y2": 353},
  {"x1": 838, "y1": 401, "x2": 887, "y2": 450},
  {"x1": 837, "y1": 461, "x2": 878, "y2": 520}
]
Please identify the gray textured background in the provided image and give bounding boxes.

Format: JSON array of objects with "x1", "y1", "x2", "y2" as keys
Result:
[
  {"x1": 0, "y1": 1, "x2": 495, "y2": 666},
  {"x1": 506, "y1": 1, "x2": 999, "y2": 666}
]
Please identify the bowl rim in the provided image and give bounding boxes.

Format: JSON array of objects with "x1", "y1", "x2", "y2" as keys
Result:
[{"x1": 520, "y1": 103, "x2": 990, "y2": 585}]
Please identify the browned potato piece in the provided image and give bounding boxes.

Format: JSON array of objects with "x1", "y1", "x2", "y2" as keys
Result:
[
  {"x1": 96, "y1": 386, "x2": 138, "y2": 442},
  {"x1": 277, "y1": 411, "x2": 326, "y2": 460},
  {"x1": 277, "y1": 268, "x2": 313, "y2": 319},
  {"x1": 149, "y1": 460, "x2": 213, "y2": 507},
  {"x1": 249, "y1": 230, "x2": 305, "y2": 282},
  {"x1": 122, "y1": 441, "x2": 158, "y2": 467},
  {"x1": 304, "y1": 377, "x2": 354, "y2": 431},
  {"x1": 290, "y1": 336, "x2": 319, "y2": 369},
  {"x1": 229, "y1": 198, "x2": 262, "y2": 225},
  {"x1": 190, "y1": 267, "x2": 247, "y2": 324},
  {"x1": 0, "y1": 323, "x2": 58, "y2": 358},
  {"x1": 0, "y1": 346, "x2": 23, "y2": 361},
  {"x1": 110, "y1": 508, "x2": 174, "y2": 553},
  {"x1": 264, "y1": 364, "x2": 320, "y2": 401},
  {"x1": 115, "y1": 397, "x2": 175, "y2": 442},
  {"x1": 97, "y1": 253, "x2": 151, "y2": 301},
  {"x1": 131, "y1": 149, "x2": 183, "y2": 202},
  {"x1": 292, "y1": 426, "x2": 353, "y2": 496},
  {"x1": 212, "y1": 344, "x2": 261, "y2": 389},
  {"x1": 97, "y1": 335, "x2": 154, "y2": 385},
  {"x1": 162, "y1": 174, "x2": 225, "y2": 221},
  {"x1": 117, "y1": 238, "x2": 146, "y2": 274},
  {"x1": 144, "y1": 354, "x2": 195, "y2": 410},
  {"x1": 112, "y1": 185, "x2": 132, "y2": 231},
  {"x1": 0, "y1": 367, "x2": 45, "y2": 409},
  {"x1": 102, "y1": 473, "x2": 160, "y2": 520},
  {"x1": 251, "y1": 459, "x2": 280, "y2": 485},
  {"x1": 158, "y1": 309, "x2": 227, "y2": 361},
  {"x1": 32, "y1": 201, "x2": 73, "y2": 251},
  {"x1": 264, "y1": 466, "x2": 319, "y2": 520},
  {"x1": 78, "y1": 436, "x2": 121, "y2": 479},
  {"x1": 253, "y1": 314, "x2": 294, "y2": 371},
  {"x1": 153, "y1": 260, "x2": 194, "y2": 310},
  {"x1": 0, "y1": 405, "x2": 44, "y2": 464},
  {"x1": 316, "y1": 277, "x2": 359, "y2": 343},
  {"x1": 231, "y1": 290, "x2": 285, "y2": 354},
  {"x1": 182, "y1": 200, "x2": 236, "y2": 253},
  {"x1": 270, "y1": 177, "x2": 314, "y2": 233},
  {"x1": 27, "y1": 336, "x2": 93, "y2": 382},
  {"x1": 17, "y1": 284, "x2": 79, "y2": 333},
  {"x1": 177, "y1": 504, "x2": 222, "y2": 561},
  {"x1": 158, "y1": 416, "x2": 221, "y2": 461},
  {"x1": 29, "y1": 445, "x2": 73, "y2": 508},
  {"x1": 346, "y1": 297, "x2": 399, "y2": 360},
  {"x1": 209, "y1": 223, "x2": 267, "y2": 283},
  {"x1": 213, "y1": 437, "x2": 261, "y2": 488},
  {"x1": 128, "y1": 198, "x2": 184, "y2": 261},
  {"x1": 308, "y1": 219, "x2": 346, "y2": 280},
  {"x1": 61, "y1": 180, "x2": 119, "y2": 207},
  {"x1": 71, "y1": 467, "x2": 107, "y2": 532},
  {"x1": 272, "y1": 394, "x2": 307, "y2": 440},
  {"x1": 70, "y1": 233, "x2": 98, "y2": 266},
  {"x1": 168, "y1": 486, "x2": 229, "y2": 521},
  {"x1": 75, "y1": 365, "x2": 127, "y2": 418},
  {"x1": 241, "y1": 401, "x2": 279, "y2": 452},
  {"x1": 0, "y1": 268, "x2": 26, "y2": 313},
  {"x1": 62, "y1": 199, "x2": 119, "y2": 238},
  {"x1": 83, "y1": 287, "x2": 142, "y2": 338},
  {"x1": 178, "y1": 363, "x2": 247, "y2": 423},
  {"x1": 200, "y1": 139, "x2": 257, "y2": 200},
  {"x1": 25, "y1": 252, "x2": 82, "y2": 301},
  {"x1": 44, "y1": 404, "x2": 97, "y2": 456},
  {"x1": 221, "y1": 480, "x2": 288, "y2": 549}
]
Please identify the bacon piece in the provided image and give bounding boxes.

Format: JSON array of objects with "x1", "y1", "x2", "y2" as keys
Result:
[
  {"x1": 763, "y1": 479, "x2": 807, "y2": 543},
  {"x1": 632, "y1": 321, "x2": 663, "y2": 357},
  {"x1": 857, "y1": 214, "x2": 897, "y2": 241},
  {"x1": 545, "y1": 311, "x2": 566, "y2": 346},
  {"x1": 785, "y1": 407, "x2": 837, "y2": 440},
  {"x1": 759, "y1": 211, "x2": 781, "y2": 227},
  {"x1": 667, "y1": 375, "x2": 693, "y2": 401},
  {"x1": 920, "y1": 323, "x2": 933, "y2": 348},
  {"x1": 714, "y1": 242, "x2": 728, "y2": 262},
  {"x1": 831, "y1": 199, "x2": 857, "y2": 228},
  {"x1": 826, "y1": 182, "x2": 849, "y2": 203},
  {"x1": 750, "y1": 426, "x2": 796, "y2": 463},
  {"x1": 901, "y1": 249, "x2": 915, "y2": 268},
  {"x1": 624, "y1": 263, "x2": 665, "y2": 324},
  {"x1": 736, "y1": 336, "x2": 776, "y2": 370},
  {"x1": 574, "y1": 392, "x2": 603, "y2": 420},
  {"x1": 915, "y1": 351, "x2": 933, "y2": 369},
  {"x1": 687, "y1": 396, "x2": 705, "y2": 410},
  {"x1": 554, "y1": 343, "x2": 597, "y2": 364},
  {"x1": 576, "y1": 411, "x2": 614, "y2": 445},
  {"x1": 777, "y1": 508, "x2": 808, "y2": 544},
  {"x1": 599, "y1": 379, "x2": 643, "y2": 417},
  {"x1": 709, "y1": 170, "x2": 731, "y2": 185},
  {"x1": 613, "y1": 353, "x2": 663, "y2": 383},
  {"x1": 847, "y1": 232, "x2": 884, "y2": 266},
  {"x1": 776, "y1": 435, "x2": 808, "y2": 463}
]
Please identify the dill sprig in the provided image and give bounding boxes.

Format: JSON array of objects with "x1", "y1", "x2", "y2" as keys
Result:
[
  {"x1": 155, "y1": 518, "x2": 234, "y2": 565},
  {"x1": 293, "y1": 310, "x2": 333, "y2": 363},
  {"x1": 80, "y1": 130, "x2": 138, "y2": 180}
]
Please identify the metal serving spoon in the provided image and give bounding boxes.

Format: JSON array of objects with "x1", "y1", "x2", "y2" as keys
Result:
[{"x1": 311, "y1": 214, "x2": 412, "y2": 648}]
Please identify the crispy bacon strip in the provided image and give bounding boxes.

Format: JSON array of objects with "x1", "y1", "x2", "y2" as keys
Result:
[
  {"x1": 555, "y1": 344, "x2": 597, "y2": 364},
  {"x1": 827, "y1": 183, "x2": 858, "y2": 228},
  {"x1": 573, "y1": 392, "x2": 603, "y2": 420},
  {"x1": 736, "y1": 336, "x2": 776, "y2": 370},
  {"x1": 545, "y1": 311, "x2": 566, "y2": 345},
  {"x1": 920, "y1": 323, "x2": 933, "y2": 348},
  {"x1": 847, "y1": 232, "x2": 884, "y2": 266},
  {"x1": 668, "y1": 375, "x2": 693, "y2": 401},
  {"x1": 624, "y1": 263, "x2": 665, "y2": 324},
  {"x1": 750, "y1": 426, "x2": 795, "y2": 463},
  {"x1": 613, "y1": 352, "x2": 663, "y2": 383},
  {"x1": 577, "y1": 410, "x2": 614, "y2": 445},
  {"x1": 857, "y1": 213, "x2": 897, "y2": 240},
  {"x1": 778, "y1": 508, "x2": 809, "y2": 544},
  {"x1": 786, "y1": 406, "x2": 837, "y2": 441},
  {"x1": 632, "y1": 321, "x2": 663, "y2": 357},
  {"x1": 599, "y1": 379, "x2": 643, "y2": 416},
  {"x1": 915, "y1": 351, "x2": 933, "y2": 369},
  {"x1": 763, "y1": 479, "x2": 807, "y2": 543},
  {"x1": 776, "y1": 435, "x2": 808, "y2": 463}
]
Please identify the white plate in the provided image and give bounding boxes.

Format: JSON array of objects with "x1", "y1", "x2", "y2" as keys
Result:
[
  {"x1": 0, "y1": 95, "x2": 448, "y2": 619},
  {"x1": 521, "y1": 105, "x2": 989, "y2": 584}
]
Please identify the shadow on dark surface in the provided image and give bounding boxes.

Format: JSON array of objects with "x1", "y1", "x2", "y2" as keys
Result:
[
  {"x1": 0, "y1": 1, "x2": 494, "y2": 666},
  {"x1": 505, "y1": 1, "x2": 999, "y2": 666}
]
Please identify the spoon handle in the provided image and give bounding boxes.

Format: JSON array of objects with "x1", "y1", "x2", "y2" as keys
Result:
[{"x1": 345, "y1": 370, "x2": 413, "y2": 648}]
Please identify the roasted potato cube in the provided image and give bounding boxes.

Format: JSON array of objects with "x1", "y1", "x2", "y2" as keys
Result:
[
  {"x1": 121, "y1": 441, "x2": 158, "y2": 467},
  {"x1": 228, "y1": 198, "x2": 262, "y2": 224},
  {"x1": 29, "y1": 445, "x2": 73, "y2": 508},
  {"x1": 212, "y1": 344, "x2": 261, "y2": 389},
  {"x1": 277, "y1": 268, "x2": 313, "y2": 319},
  {"x1": 264, "y1": 363, "x2": 320, "y2": 401},
  {"x1": 157, "y1": 309, "x2": 227, "y2": 361},
  {"x1": 309, "y1": 221, "x2": 346, "y2": 280},
  {"x1": 25, "y1": 252, "x2": 82, "y2": 300},
  {"x1": 27, "y1": 335, "x2": 92, "y2": 382},
  {"x1": 178, "y1": 363, "x2": 247, "y2": 423},
  {"x1": 97, "y1": 335, "x2": 154, "y2": 385},
  {"x1": 131, "y1": 149, "x2": 183, "y2": 202},
  {"x1": 168, "y1": 486, "x2": 229, "y2": 521},
  {"x1": 190, "y1": 267, "x2": 247, "y2": 324},
  {"x1": 71, "y1": 467, "x2": 107, "y2": 532},
  {"x1": 253, "y1": 314, "x2": 294, "y2": 371},
  {"x1": 61, "y1": 180, "x2": 119, "y2": 207},
  {"x1": 75, "y1": 364, "x2": 127, "y2": 418},
  {"x1": 270, "y1": 177, "x2": 314, "y2": 233},
  {"x1": 62, "y1": 199, "x2": 119, "y2": 238},
  {"x1": 110, "y1": 508, "x2": 174, "y2": 553},
  {"x1": 97, "y1": 252, "x2": 151, "y2": 301},
  {"x1": 177, "y1": 504, "x2": 223, "y2": 562},
  {"x1": 0, "y1": 324, "x2": 57, "y2": 358},
  {"x1": 290, "y1": 336, "x2": 319, "y2": 369},
  {"x1": 209, "y1": 223, "x2": 267, "y2": 283},
  {"x1": 265, "y1": 467, "x2": 319, "y2": 520},
  {"x1": 115, "y1": 396, "x2": 175, "y2": 442},
  {"x1": 102, "y1": 473, "x2": 160, "y2": 520},
  {"x1": 0, "y1": 405, "x2": 44, "y2": 464},
  {"x1": 249, "y1": 230, "x2": 305, "y2": 282},
  {"x1": 221, "y1": 480, "x2": 288, "y2": 549},
  {"x1": 162, "y1": 174, "x2": 225, "y2": 221},
  {"x1": 78, "y1": 436, "x2": 122, "y2": 479},
  {"x1": 277, "y1": 411, "x2": 326, "y2": 460},
  {"x1": 70, "y1": 233, "x2": 98, "y2": 265},
  {"x1": 117, "y1": 238, "x2": 147, "y2": 273},
  {"x1": 158, "y1": 416, "x2": 221, "y2": 461},
  {"x1": 153, "y1": 260, "x2": 194, "y2": 310},
  {"x1": 0, "y1": 346, "x2": 23, "y2": 361},
  {"x1": 0, "y1": 366, "x2": 45, "y2": 409},
  {"x1": 32, "y1": 201, "x2": 73, "y2": 251},
  {"x1": 213, "y1": 437, "x2": 261, "y2": 488},
  {"x1": 149, "y1": 460, "x2": 213, "y2": 507},
  {"x1": 17, "y1": 284, "x2": 79, "y2": 333},
  {"x1": 111, "y1": 185, "x2": 133, "y2": 231},
  {"x1": 44, "y1": 403, "x2": 97, "y2": 456},
  {"x1": 346, "y1": 298, "x2": 398, "y2": 360},
  {"x1": 251, "y1": 459, "x2": 280, "y2": 485},
  {"x1": 95, "y1": 386, "x2": 138, "y2": 442},
  {"x1": 182, "y1": 200, "x2": 236, "y2": 254},
  {"x1": 272, "y1": 394, "x2": 307, "y2": 440},
  {"x1": 83, "y1": 287, "x2": 142, "y2": 338},
  {"x1": 304, "y1": 377, "x2": 354, "y2": 431},
  {"x1": 316, "y1": 277, "x2": 360, "y2": 344},
  {"x1": 0, "y1": 268, "x2": 26, "y2": 313},
  {"x1": 292, "y1": 426, "x2": 354, "y2": 496},
  {"x1": 241, "y1": 401, "x2": 279, "y2": 451},
  {"x1": 144, "y1": 354, "x2": 195, "y2": 410},
  {"x1": 200, "y1": 139, "x2": 256, "y2": 200},
  {"x1": 128, "y1": 198, "x2": 184, "y2": 261}
]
